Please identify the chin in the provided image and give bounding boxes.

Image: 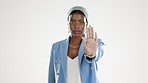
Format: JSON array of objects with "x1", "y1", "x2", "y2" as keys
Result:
[{"x1": 72, "y1": 33, "x2": 83, "y2": 37}]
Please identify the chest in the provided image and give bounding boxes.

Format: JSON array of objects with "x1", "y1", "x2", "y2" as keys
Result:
[
  {"x1": 67, "y1": 56, "x2": 81, "y2": 83},
  {"x1": 68, "y1": 47, "x2": 79, "y2": 59}
]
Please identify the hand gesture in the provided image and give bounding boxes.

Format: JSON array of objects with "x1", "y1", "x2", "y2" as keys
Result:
[{"x1": 82, "y1": 25, "x2": 98, "y2": 58}]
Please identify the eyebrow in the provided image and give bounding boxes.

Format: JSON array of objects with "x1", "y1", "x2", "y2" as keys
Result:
[
  {"x1": 70, "y1": 19, "x2": 84, "y2": 21},
  {"x1": 79, "y1": 19, "x2": 84, "y2": 21}
]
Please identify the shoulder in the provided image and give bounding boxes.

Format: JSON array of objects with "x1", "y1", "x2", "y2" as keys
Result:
[{"x1": 52, "y1": 38, "x2": 68, "y2": 49}]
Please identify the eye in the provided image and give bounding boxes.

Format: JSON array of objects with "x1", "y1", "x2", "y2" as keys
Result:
[
  {"x1": 80, "y1": 21, "x2": 84, "y2": 24},
  {"x1": 69, "y1": 21, "x2": 73, "y2": 24}
]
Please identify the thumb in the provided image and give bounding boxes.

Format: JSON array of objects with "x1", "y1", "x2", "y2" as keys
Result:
[{"x1": 81, "y1": 37, "x2": 86, "y2": 46}]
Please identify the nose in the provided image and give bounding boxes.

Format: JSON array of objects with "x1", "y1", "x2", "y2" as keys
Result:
[
  {"x1": 75, "y1": 25, "x2": 78, "y2": 28},
  {"x1": 75, "y1": 22, "x2": 79, "y2": 29}
]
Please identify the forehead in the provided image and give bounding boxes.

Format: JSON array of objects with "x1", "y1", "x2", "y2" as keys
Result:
[{"x1": 70, "y1": 13, "x2": 85, "y2": 20}]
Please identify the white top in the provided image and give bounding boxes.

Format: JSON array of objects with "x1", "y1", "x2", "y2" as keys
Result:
[{"x1": 67, "y1": 56, "x2": 81, "y2": 83}]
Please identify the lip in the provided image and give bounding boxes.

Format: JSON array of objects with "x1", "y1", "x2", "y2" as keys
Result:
[{"x1": 73, "y1": 30, "x2": 81, "y2": 34}]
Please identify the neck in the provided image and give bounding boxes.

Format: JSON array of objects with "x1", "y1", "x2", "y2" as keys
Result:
[{"x1": 70, "y1": 36, "x2": 82, "y2": 45}]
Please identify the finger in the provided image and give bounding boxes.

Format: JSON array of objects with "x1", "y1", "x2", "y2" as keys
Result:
[
  {"x1": 87, "y1": 25, "x2": 91, "y2": 39},
  {"x1": 82, "y1": 37, "x2": 87, "y2": 47},
  {"x1": 89, "y1": 25, "x2": 91, "y2": 39},
  {"x1": 91, "y1": 26, "x2": 94, "y2": 39},
  {"x1": 95, "y1": 32, "x2": 98, "y2": 42},
  {"x1": 86, "y1": 27, "x2": 89, "y2": 39}
]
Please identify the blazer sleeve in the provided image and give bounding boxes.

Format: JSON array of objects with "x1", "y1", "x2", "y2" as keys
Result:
[
  {"x1": 48, "y1": 44, "x2": 55, "y2": 83},
  {"x1": 84, "y1": 38, "x2": 104, "y2": 63}
]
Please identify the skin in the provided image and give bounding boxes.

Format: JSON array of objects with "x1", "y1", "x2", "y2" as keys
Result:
[{"x1": 68, "y1": 13, "x2": 98, "y2": 59}]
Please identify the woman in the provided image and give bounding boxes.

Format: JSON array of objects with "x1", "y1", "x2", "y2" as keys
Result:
[{"x1": 48, "y1": 6, "x2": 104, "y2": 83}]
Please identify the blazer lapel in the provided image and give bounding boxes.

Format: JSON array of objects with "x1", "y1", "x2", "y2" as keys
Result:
[
  {"x1": 78, "y1": 40, "x2": 84, "y2": 67},
  {"x1": 59, "y1": 37, "x2": 69, "y2": 81}
]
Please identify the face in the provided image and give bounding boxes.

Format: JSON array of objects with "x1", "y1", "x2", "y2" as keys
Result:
[{"x1": 69, "y1": 13, "x2": 87, "y2": 37}]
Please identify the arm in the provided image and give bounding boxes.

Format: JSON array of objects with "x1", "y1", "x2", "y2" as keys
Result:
[
  {"x1": 84, "y1": 39, "x2": 104, "y2": 63},
  {"x1": 82, "y1": 25, "x2": 104, "y2": 63},
  {"x1": 48, "y1": 45, "x2": 55, "y2": 83}
]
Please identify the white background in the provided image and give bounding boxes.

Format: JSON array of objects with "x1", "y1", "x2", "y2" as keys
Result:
[{"x1": 0, "y1": 0, "x2": 148, "y2": 83}]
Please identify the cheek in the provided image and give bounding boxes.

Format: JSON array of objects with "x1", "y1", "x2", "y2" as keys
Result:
[
  {"x1": 80, "y1": 25, "x2": 85, "y2": 30},
  {"x1": 69, "y1": 25, "x2": 74, "y2": 29}
]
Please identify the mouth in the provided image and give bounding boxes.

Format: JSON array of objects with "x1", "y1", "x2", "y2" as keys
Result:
[{"x1": 73, "y1": 30, "x2": 81, "y2": 34}]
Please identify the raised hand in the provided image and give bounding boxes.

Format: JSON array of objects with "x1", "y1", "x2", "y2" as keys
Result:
[{"x1": 82, "y1": 25, "x2": 98, "y2": 58}]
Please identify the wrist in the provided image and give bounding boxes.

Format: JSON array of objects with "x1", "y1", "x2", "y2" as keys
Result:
[{"x1": 84, "y1": 53, "x2": 96, "y2": 58}]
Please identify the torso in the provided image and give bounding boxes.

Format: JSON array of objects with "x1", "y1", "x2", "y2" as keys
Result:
[
  {"x1": 67, "y1": 36, "x2": 82, "y2": 59},
  {"x1": 67, "y1": 56, "x2": 81, "y2": 83},
  {"x1": 68, "y1": 46, "x2": 79, "y2": 59}
]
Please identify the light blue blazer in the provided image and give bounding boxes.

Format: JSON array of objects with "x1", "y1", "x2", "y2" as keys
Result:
[{"x1": 48, "y1": 37, "x2": 104, "y2": 83}]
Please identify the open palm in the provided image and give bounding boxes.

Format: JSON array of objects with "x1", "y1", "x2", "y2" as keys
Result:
[{"x1": 82, "y1": 25, "x2": 98, "y2": 58}]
